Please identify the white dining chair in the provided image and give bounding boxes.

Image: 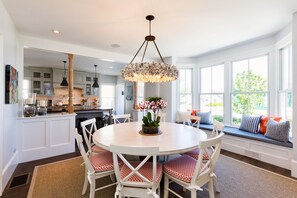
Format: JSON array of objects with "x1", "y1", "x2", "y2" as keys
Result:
[
  {"x1": 110, "y1": 144, "x2": 163, "y2": 198},
  {"x1": 163, "y1": 133, "x2": 224, "y2": 198},
  {"x1": 184, "y1": 120, "x2": 224, "y2": 160},
  {"x1": 113, "y1": 114, "x2": 131, "y2": 124},
  {"x1": 80, "y1": 118, "x2": 105, "y2": 154},
  {"x1": 74, "y1": 129, "x2": 122, "y2": 198},
  {"x1": 183, "y1": 115, "x2": 201, "y2": 128}
]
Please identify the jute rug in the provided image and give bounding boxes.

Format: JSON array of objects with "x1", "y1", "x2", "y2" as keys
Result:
[{"x1": 27, "y1": 155, "x2": 297, "y2": 198}]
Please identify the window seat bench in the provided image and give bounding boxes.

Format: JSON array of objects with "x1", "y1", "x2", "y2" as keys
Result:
[
  {"x1": 199, "y1": 124, "x2": 293, "y2": 148},
  {"x1": 197, "y1": 123, "x2": 293, "y2": 170}
]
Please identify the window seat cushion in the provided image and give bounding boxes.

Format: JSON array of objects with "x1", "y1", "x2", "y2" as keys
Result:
[{"x1": 199, "y1": 124, "x2": 293, "y2": 148}]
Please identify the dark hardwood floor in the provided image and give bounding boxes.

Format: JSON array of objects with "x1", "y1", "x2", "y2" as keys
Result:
[
  {"x1": 1, "y1": 149, "x2": 294, "y2": 198},
  {"x1": 1, "y1": 150, "x2": 80, "y2": 198}
]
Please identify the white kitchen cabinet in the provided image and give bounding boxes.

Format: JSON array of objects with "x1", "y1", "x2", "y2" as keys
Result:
[
  {"x1": 17, "y1": 113, "x2": 76, "y2": 162},
  {"x1": 52, "y1": 68, "x2": 64, "y2": 84},
  {"x1": 53, "y1": 69, "x2": 85, "y2": 85},
  {"x1": 74, "y1": 71, "x2": 85, "y2": 85},
  {"x1": 85, "y1": 72, "x2": 99, "y2": 96},
  {"x1": 25, "y1": 67, "x2": 53, "y2": 95}
]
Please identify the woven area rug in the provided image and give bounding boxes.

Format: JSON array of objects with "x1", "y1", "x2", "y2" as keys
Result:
[{"x1": 27, "y1": 155, "x2": 297, "y2": 198}]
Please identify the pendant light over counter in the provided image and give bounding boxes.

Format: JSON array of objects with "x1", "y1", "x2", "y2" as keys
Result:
[
  {"x1": 92, "y1": 64, "x2": 99, "y2": 88},
  {"x1": 60, "y1": 60, "x2": 68, "y2": 86}
]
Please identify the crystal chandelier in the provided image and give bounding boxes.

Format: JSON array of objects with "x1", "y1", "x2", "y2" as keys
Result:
[{"x1": 121, "y1": 15, "x2": 179, "y2": 83}]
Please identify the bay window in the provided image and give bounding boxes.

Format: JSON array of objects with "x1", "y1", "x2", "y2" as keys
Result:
[
  {"x1": 200, "y1": 64, "x2": 224, "y2": 122},
  {"x1": 279, "y1": 45, "x2": 292, "y2": 123},
  {"x1": 231, "y1": 55, "x2": 268, "y2": 125},
  {"x1": 179, "y1": 69, "x2": 192, "y2": 111}
]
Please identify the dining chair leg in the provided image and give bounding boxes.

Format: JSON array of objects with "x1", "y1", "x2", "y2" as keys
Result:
[
  {"x1": 208, "y1": 178, "x2": 215, "y2": 198},
  {"x1": 190, "y1": 189, "x2": 197, "y2": 198},
  {"x1": 157, "y1": 186, "x2": 160, "y2": 197},
  {"x1": 90, "y1": 175, "x2": 96, "y2": 198},
  {"x1": 212, "y1": 173, "x2": 220, "y2": 192},
  {"x1": 164, "y1": 175, "x2": 169, "y2": 198},
  {"x1": 82, "y1": 168, "x2": 88, "y2": 195},
  {"x1": 152, "y1": 186, "x2": 159, "y2": 198}
]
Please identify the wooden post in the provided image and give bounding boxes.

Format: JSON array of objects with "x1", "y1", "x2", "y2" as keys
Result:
[
  {"x1": 68, "y1": 54, "x2": 74, "y2": 113},
  {"x1": 133, "y1": 82, "x2": 138, "y2": 110}
]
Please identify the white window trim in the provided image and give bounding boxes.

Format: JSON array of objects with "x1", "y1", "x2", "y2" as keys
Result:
[
  {"x1": 230, "y1": 54, "x2": 269, "y2": 125},
  {"x1": 277, "y1": 44, "x2": 292, "y2": 123},
  {"x1": 199, "y1": 64, "x2": 225, "y2": 121},
  {"x1": 177, "y1": 68, "x2": 193, "y2": 111}
]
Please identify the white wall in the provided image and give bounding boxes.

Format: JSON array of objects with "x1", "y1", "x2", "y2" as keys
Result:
[
  {"x1": 158, "y1": 57, "x2": 177, "y2": 122},
  {"x1": 99, "y1": 74, "x2": 117, "y2": 84},
  {"x1": 115, "y1": 83, "x2": 125, "y2": 115},
  {"x1": 124, "y1": 81, "x2": 134, "y2": 115},
  {"x1": 291, "y1": 12, "x2": 297, "y2": 177},
  {"x1": 0, "y1": 1, "x2": 20, "y2": 194},
  {"x1": 144, "y1": 83, "x2": 159, "y2": 98}
]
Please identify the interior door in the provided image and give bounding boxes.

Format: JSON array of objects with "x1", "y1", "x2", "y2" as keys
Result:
[{"x1": 115, "y1": 83, "x2": 125, "y2": 115}]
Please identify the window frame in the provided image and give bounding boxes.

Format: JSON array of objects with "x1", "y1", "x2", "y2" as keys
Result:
[
  {"x1": 230, "y1": 54, "x2": 269, "y2": 125},
  {"x1": 199, "y1": 64, "x2": 225, "y2": 121},
  {"x1": 178, "y1": 68, "x2": 193, "y2": 111},
  {"x1": 278, "y1": 45, "x2": 292, "y2": 123},
  {"x1": 100, "y1": 84, "x2": 116, "y2": 108}
]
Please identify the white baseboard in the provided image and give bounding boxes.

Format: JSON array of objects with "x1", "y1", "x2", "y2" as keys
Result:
[
  {"x1": 1, "y1": 151, "x2": 18, "y2": 192},
  {"x1": 291, "y1": 160, "x2": 297, "y2": 178}
]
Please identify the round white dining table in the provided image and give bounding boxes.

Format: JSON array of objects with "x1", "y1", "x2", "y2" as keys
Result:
[{"x1": 93, "y1": 122, "x2": 207, "y2": 155}]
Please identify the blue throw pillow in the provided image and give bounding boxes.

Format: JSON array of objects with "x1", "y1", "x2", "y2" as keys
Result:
[
  {"x1": 265, "y1": 119, "x2": 290, "y2": 142},
  {"x1": 196, "y1": 111, "x2": 212, "y2": 124},
  {"x1": 239, "y1": 115, "x2": 261, "y2": 133}
]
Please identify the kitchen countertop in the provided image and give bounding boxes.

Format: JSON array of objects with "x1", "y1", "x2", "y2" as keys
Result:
[
  {"x1": 47, "y1": 106, "x2": 112, "y2": 113},
  {"x1": 18, "y1": 112, "x2": 77, "y2": 119}
]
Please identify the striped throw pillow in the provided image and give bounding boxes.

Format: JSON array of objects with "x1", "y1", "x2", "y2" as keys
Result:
[{"x1": 239, "y1": 115, "x2": 261, "y2": 133}]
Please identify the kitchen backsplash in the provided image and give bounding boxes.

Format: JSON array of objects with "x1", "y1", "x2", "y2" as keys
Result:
[{"x1": 36, "y1": 86, "x2": 99, "y2": 106}]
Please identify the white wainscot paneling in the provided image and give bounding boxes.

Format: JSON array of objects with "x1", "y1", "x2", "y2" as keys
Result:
[
  {"x1": 18, "y1": 113, "x2": 76, "y2": 162},
  {"x1": 23, "y1": 121, "x2": 47, "y2": 150},
  {"x1": 50, "y1": 119, "x2": 70, "y2": 146}
]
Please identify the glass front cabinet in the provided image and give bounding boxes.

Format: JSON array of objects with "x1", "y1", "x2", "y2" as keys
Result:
[{"x1": 31, "y1": 69, "x2": 52, "y2": 95}]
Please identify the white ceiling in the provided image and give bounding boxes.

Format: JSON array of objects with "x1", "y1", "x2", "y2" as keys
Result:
[{"x1": 3, "y1": 0, "x2": 297, "y2": 74}]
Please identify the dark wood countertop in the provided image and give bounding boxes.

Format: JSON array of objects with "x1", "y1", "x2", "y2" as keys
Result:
[{"x1": 47, "y1": 106, "x2": 112, "y2": 113}]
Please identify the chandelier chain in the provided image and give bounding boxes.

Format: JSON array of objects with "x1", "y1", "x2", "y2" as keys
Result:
[
  {"x1": 141, "y1": 41, "x2": 149, "y2": 64},
  {"x1": 130, "y1": 40, "x2": 146, "y2": 64},
  {"x1": 153, "y1": 41, "x2": 164, "y2": 63}
]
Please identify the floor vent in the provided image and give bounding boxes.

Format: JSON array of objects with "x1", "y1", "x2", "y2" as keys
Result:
[{"x1": 8, "y1": 173, "x2": 30, "y2": 189}]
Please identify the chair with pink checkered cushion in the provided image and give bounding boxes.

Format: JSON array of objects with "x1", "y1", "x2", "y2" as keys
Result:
[
  {"x1": 74, "y1": 129, "x2": 122, "y2": 198},
  {"x1": 184, "y1": 120, "x2": 224, "y2": 160},
  {"x1": 163, "y1": 133, "x2": 224, "y2": 198},
  {"x1": 110, "y1": 144, "x2": 162, "y2": 198},
  {"x1": 81, "y1": 118, "x2": 106, "y2": 155}
]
